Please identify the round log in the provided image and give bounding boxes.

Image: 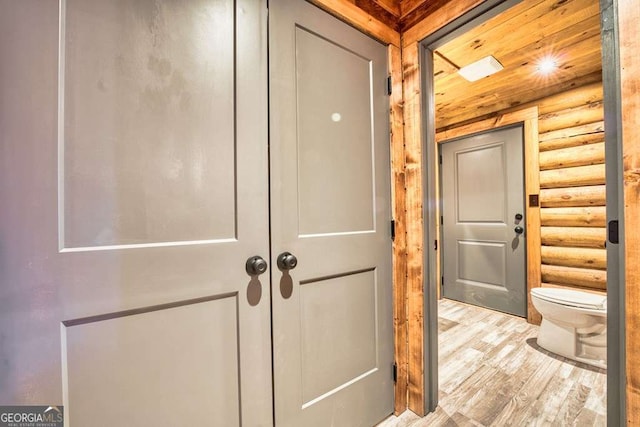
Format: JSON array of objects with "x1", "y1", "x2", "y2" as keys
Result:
[
  {"x1": 540, "y1": 206, "x2": 606, "y2": 226},
  {"x1": 538, "y1": 101, "x2": 604, "y2": 134},
  {"x1": 537, "y1": 82, "x2": 603, "y2": 116},
  {"x1": 539, "y1": 142, "x2": 605, "y2": 170},
  {"x1": 541, "y1": 226, "x2": 606, "y2": 248},
  {"x1": 539, "y1": 131, "x2": 603, "y2": 152},
  {"x1": 539, "y1": 185, "x2": 606, "y2": 207},
  {"x1": 540, "y1": 164, "x2": 605, "y2": 188},
  {"x1": 540, "y1": 264, "x2": 606, "y2": 289},
  {"x1": 541, "y1": 245, "x2": 607, "y2": 270}
]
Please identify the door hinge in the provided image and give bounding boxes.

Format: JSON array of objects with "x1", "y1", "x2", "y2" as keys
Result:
[
  {"x1": 434, "y1": 240, "x2": 438, "y2": 250},
  {"x1": 440, "y1": 215, "x2": 443, "y2": 225},
  {"x1": 439, "y1": 154, "x2": 443, "y2": 165},
  {"x1": 387, "y1": 75, "x2": 392, "y2": 96},
  {"x1": 608, "y1": 220, "x2": 619, "y2": 244},
  {"x1": 390, "y1": 219, "x2": 396, "y2": 241},
  {"x1": 392, "y1": 362, "x2": 397, "y2": 383}
]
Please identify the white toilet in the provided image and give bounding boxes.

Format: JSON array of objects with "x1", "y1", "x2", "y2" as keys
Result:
[{"x1": 530, "y1": 287, "x2": 607, "y2": 369}]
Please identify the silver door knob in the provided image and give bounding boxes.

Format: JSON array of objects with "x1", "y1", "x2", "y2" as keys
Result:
[
  {"x1": 514, "y1": 226, "x2": 524, "y2": 234},
  {"x1": 246, "y1": 256, "x2": 268, "y2": 276},
  {"x1": 277, "y1": 252, "x2": 298, "y2": 271}
]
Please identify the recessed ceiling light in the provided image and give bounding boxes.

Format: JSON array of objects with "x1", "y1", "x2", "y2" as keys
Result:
[
  {"x1": 458, "y1": 55, "x2": 504, "y2": 82},
  {"x1": 537, "y1": 57, "x2": 558, "y2": 75}
]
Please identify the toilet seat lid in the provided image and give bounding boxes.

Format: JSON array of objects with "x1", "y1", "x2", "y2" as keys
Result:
[{"x1": 531, "y1": 287, "x2": 607, "y2": 310}]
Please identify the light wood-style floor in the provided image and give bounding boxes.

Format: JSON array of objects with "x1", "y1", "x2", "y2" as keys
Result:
[{"x1": 379, "y1": 299, "x2": 606, "y2": 427}]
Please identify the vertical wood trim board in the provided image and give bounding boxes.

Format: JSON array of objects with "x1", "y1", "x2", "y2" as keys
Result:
[
  {"x1": 524, "y1": 113, "x2": 543, "y2": 325},
  {"x1": 389, "y1": 43, "x2": 408, "y2": 415},
  {"x1": 619, "y1": 0, "x2": 640, "y2": 423},
  {"x1": 402, "y1": 41, "x2": 426, "y2": 416}
]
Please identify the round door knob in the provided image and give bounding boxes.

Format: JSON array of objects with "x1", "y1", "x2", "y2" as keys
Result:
[
  {"x1": 277, "y1": 252, "x2": 298, "y2": 271},
  {"x1": 515, "y1": 226, "x2": 524, "y2": 234},
  {"x1": 246, "y1": 256, "x2": 268, "y2": 276}
]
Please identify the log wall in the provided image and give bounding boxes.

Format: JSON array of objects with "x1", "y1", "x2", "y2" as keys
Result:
[{"x1": 536, "y1": 82, "x2": 607, "y2": 297}]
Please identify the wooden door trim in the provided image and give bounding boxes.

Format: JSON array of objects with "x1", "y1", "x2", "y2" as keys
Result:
[
  {"x1": 388, "y1": 43, "x2": 408, "y2": 415},
  {"x1": 435, "y1": 107, "x2": 542, "y2": 325}
]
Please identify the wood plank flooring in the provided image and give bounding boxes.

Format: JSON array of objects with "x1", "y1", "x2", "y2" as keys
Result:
[{"x1": 378, "y1": 299, "x2": 606, "y2": 426}]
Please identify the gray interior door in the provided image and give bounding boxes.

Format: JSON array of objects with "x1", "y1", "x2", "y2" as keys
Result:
[
  {"x1": 269, "y1": 0, "x2": 394, "y2": 425},
  {"x1": 0, "y1": 1, "x2": 272, "y2": 425},
  {"x1": 441, "y1": 126, "x2": 526, "y2": 317}
]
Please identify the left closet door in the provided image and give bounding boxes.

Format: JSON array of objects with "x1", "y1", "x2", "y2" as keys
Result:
[{"x1": 0, "y1": 1, "x2": 271, "y2": 425}]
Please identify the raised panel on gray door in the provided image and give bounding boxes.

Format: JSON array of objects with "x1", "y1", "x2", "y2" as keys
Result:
[
  {"x1": 269, "y1": 0, "x2": 394, "y2": 425},
  {"x1": 441, "y1": 126, "x2": 526, "y2": 317}
]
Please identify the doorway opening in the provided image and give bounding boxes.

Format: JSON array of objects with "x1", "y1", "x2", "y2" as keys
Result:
[{"x1": 420, "y1": 0, "x2": 617, "y2": 423}]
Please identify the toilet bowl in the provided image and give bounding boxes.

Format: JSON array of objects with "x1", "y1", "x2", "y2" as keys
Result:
[{"x1": 530, "y1": 287, "x2": 607, "y2": 369}]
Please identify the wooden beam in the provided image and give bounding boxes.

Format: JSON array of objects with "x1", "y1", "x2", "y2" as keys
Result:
[
  {"x1": 389, "y1": 43, "x2": 408, "y2": 415},
  {"x1": 619, "y1": 0, "x2": 640, "y2": 422},
  {"x1": 308, "y1": 0, "x2": 401, "y2": 46}
]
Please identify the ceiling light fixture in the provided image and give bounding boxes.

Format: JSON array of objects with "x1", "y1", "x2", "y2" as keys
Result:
[
  {"x1": 457, "y1": 55, "x2": 504, "y2": 82},
  {"x1": 536, "y1": 57, "x2": 558, "y2": 75}
]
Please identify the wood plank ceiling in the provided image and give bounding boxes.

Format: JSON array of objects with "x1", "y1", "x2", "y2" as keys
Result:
[{"x1": 433, "y1": 0, "x2": 602, "y2": 130}]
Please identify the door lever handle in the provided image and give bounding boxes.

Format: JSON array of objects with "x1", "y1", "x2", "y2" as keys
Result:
[{"x1": 277, "y1": 252, "x2": 298, "y2": 271}]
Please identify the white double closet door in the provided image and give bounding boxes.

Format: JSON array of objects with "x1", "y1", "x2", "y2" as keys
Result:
[{"x1": 0, "y1": 0, "x2": 393, "y2": 425}]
